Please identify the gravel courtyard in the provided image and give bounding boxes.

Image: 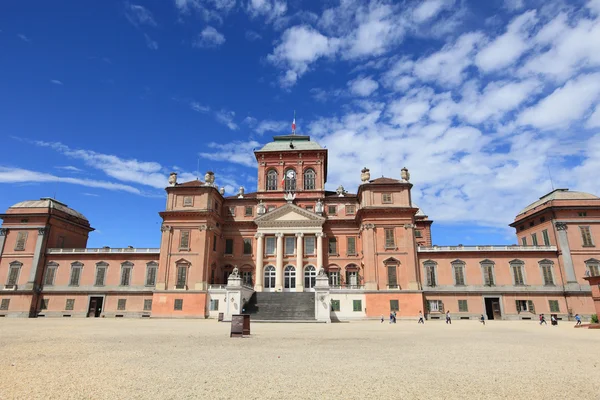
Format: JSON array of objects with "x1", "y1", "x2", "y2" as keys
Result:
[{"x1": 0, "y1": 318, "x2": 598, "y2": 400}]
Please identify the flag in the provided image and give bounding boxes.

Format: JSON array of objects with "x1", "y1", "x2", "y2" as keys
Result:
[{"x1": 292, "y1": 110, "x2": 296, "y2": 134}]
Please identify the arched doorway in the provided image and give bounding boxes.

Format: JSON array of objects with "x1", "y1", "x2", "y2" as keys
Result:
[
  {"x1": 284, "y1": 265, "x2": 296, "y2": 291},
  {"x1": 304, "y1": 265, "x2": 316, "y2": 291},
  {"x1": 264, "y1": 265, "x2": 276, "y2": 291},
  {"x1": 345, "y1": 264, "x2": 359, "y2": 288}
]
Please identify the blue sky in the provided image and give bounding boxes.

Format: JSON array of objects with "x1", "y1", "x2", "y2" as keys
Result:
[{"x1": 1, "y1": 0, "x2": 600, "y2": 248}]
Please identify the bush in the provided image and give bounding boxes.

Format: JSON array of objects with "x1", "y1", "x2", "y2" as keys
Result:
[{"x1": 592, "y1": 314, "x2": 599, "y2": 324}]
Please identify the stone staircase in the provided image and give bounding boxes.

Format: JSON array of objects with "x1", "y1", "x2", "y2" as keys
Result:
[{"x1": 244, "y1": 292, "x2": 315, "y2": 321}]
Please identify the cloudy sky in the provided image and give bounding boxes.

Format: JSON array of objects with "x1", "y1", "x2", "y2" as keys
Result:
[{"x1": 1, "y1": 0, "x2": 599, "y2": 247}]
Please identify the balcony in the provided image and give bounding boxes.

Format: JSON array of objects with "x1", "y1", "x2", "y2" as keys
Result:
[
  {"x1": 418, "y1": 245, "x2": 557, "y2": 252},
  {"x1": 47, "y1": 247, "x2": 160, "y2": 254}
]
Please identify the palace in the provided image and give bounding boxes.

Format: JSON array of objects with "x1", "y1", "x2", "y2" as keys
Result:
[{"x1": 1, "y1": 134, "x2": 599, "y2": 321}]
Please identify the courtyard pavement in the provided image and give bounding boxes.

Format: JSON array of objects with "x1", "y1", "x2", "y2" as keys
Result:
[{"x1": 0, "y1": 318, "x2": 598, "y2": 399}]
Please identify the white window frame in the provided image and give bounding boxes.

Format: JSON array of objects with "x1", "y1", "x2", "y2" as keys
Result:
[
  {"x1": 304, "y1": 236, "x2": 315, "y2": 255},
  {"x1": 328, "y1": 270, "x2": 340, "y2": 286},
  {"x1": 428, "y1": 300, "x2": 442, "y2": 313},
  {"x1": 284, "y1": 236, "x2": 295, "y2": 255},
  {"x1": 265, "y1": 237, "x2": 276, "y2": 255}
]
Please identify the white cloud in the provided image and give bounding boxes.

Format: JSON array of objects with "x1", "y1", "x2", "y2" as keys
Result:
[
  {"x1": 503, "y1": 0, "x2": 524, "y2": 11},
  {"x1": 246, "y1": 0, "x2": 287, "y2": 22},
  {"x1": 144, "y1": 34, "x2": 158, "y2": 50},
  {"x1": 215, "y1": 109, "x2": 238, "y2": 130},
  {"x1": 586, "y1": 105, "x2": 600, "y2": 128},
  {"x1": 199, "y1": 140, "x2": 262, "y2": 167},
  {"x1": 190, "y1": 101, "x2": 210, "y2": 113},
  {"x1": 348, "y1": 76, "x2": 379, "y2": 96},
  {"x1": 254, "y1": 120, "x2": 288, "y2": 135},
  {"x1": 55, "y1": 166, "x2": 83, "y2": 172},
  {"x1": 193, "y1": 26, "x2": 226, "y2": 48},
  {"x1": 475, "y1": 10, "x2": 537, "y2": 72},
  {"x1": 245, "y1": 30, "x2": 262, "y2": 41},
  {"x1": 0, "y1": 167, "x2": 141, "y2": 195},
  {"x1": 50, "y1": 80, "x2": 63, "y2": 85},
  {"x1": 590, "y1": 0, "x2": 600, "y2": 14},
  {"x1": 518, "y1": 72, "x2": 600, "y2": 129},
  {"x1": 125, "y1": 3, "x2": 157, "y2": 27},
  {"x1": 388, "y1": 97, "x2": 430, "y2": 126},
  {"x1": 412, "y1": 0, "x2": 454, "y2": 23}
]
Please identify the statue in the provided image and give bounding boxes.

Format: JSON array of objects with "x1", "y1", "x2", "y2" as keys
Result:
[
  {"x1": 204, "y1": 171, "x2": 215, "y2": 186},
  {"x1": 401, "y1": 167, "x2": 410, "y2": 182},
  {"x1": 257, "y1": 200, "x2": 266, "y2": 215},
  {"x1": 168, "y1": 172, "x2": 177, "y2": 186},
  {"x1": 317, "y1": 267, "x2": 326, "y2": 277},
  {"x1": 219, "y1": 187, "x2": 225, "y2": 195},
  {"x1": 360, "y1": 167, "x2": 370, "y2": 183},
  {"x1": 238, "y1": 186, "x2": 245, "y2": 198},
  {"x1": 315, "y1": 199, "x2": 324, "y2": 214},
  {"x1": 336, "y1": 185, "x2": 346, "y2": 197},
  {"x1": 231, "y1": 266, "x2": 240, "y2": 278}
]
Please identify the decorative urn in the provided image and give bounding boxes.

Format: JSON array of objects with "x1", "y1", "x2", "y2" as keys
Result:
[
  {"x1": 360, "y1": 167, "x2": 370, "y2": 183},
  {"x1": 401, "y1": 167, "x2": 410, "y2": 182},
  {"x1": 204, "y1": 171, "x2": 215, "y2": 185}
]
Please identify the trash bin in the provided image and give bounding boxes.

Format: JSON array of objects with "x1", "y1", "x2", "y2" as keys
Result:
[{"x1": 218, "y1": 312, "x2": 224, "y2": 322}]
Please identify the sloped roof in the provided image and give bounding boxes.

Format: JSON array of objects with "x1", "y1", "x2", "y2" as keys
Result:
[
  {"x1": 176, "y1": 179, "x2": 205, "y2": 187},
  {"x1": 255, "y1": 135, "x2": 324, "y2": 152},
  {"x1": 368, "y1": 177, "x2": 401, "y2": 184},
  {"x1": 9, "y1": 198, "x2": 88, "y2": 220},
  {"x1": 518, "y1": 188, "x2": 599, "y2": 215}
]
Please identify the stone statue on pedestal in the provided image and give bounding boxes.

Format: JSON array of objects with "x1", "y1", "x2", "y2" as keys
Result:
[
  {"x1": 257, "y1": 200, "x2": 266, "y2": 215},
  {"x1": 315, "y1": 199, "x2": 324, "y2": 214}
]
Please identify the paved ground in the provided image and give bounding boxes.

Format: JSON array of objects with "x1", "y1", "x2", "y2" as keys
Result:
[{"x1": 0, "y1": 318, "x2": 598, "y2": 400}]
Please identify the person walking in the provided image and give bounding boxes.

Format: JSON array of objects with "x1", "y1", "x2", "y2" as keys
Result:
[
  {"x1": 551, "y1": 314, "x2": 558, "y2": 326},
  {"x1": 389, "y1": 312, "x2": 394, "y2": 324},
  {"x1": 539, "y1": 314, "x2": 547, "y2": 325},
  {"x1": 393, "y1": 311, "x2": 397, "y2": 324},
  {"x1": 418, "y1": 311, "x2": 425, "y2": 324},
  {"x1": 575, "y1": 314, "x2": 582, "y2": 326},
  {"x1": 381, "y1": 314, "x2": 384, "y2": 323},
  {"x1": 446, "y1": 310, "x2": 451, "y2": 324},
  {"x1": 480, "y1": 314, "x2": 485, "y2": 325}
]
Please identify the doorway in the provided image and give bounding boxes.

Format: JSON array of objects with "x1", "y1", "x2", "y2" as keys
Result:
[
  {"x1": 284, "y1": 265, "x2": 296, "y2": 292},
  {"x1": 87, "y1": 296, "x2": 104, "y2": 318},
  {"x1": 484, "y1": 297, "x2": 502, "y2": 320}
]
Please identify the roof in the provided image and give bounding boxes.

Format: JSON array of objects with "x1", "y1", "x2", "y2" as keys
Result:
[
  {"x1": 255, "y1": 135, "x2": 325, "y2": 153},
  {"x1": 518, "y1": 188, "x2": 599, "y2": 215},
  {"x1": 225, "y1": 192, "x2": 258, "y2": 200},
  {"x1": 9, "y1": 198, "x2": 88, "y2": 221},
  {"x1": 368, "y1": 177, "x2": 401, "y2": 184},
  {"x1": 412, "y1": 202, "x2": 426, "y2": 217},
  {"x1": 176, "y1": 179, "x2": 205, "y2": 187}
]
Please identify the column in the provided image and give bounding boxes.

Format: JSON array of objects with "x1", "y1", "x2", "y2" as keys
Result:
[
  {"x1": 26, "y1": 227, "x2": 47, "y2": 289},
  {"x1": 296, "y1": 233, "x2": 304, "y2": 291},
  {"x1": 275, "y1": 233, "x2": 284, "y2": 291},
  {"x1": 555, "y1": 222, "x2": 577, "y2": 283},
  {"x1": 255, "y1": 233, "x2": 264, "y2": 292},
  {"x1": 316, "y1": 232, "x2": 324, "y2": 271}
]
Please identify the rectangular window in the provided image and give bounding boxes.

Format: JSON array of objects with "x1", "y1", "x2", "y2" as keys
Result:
[
  {"x1": 384, "y1": 228, "x2": 395, "y2": 248},
  {"x1": 347, "y1": 237, "x2": 356, "y2": 255},
  {"x1": 382, "y1": 193, "x2": 392, "y2": 203},
  {"x1": 352, "y1": 300, "x2": 362, "y2": 312},
  {"x1": 328, "y1": 237, "x2": 337, "y2": 255},
  {"x1": 531, "y1": 233, "x2": 538, "y2": 246},
  {"x1": 304, "y1": 236, "x2": 315, "y2": 255},
  {"x1": 516, "y1": 300, "x2": 533, "y2": 313},
  {"x1": 180, "y1": 230, "x2": 190, "y2": 249},
  {"x1": 415, "y1": 230, "x2": 423, "y2": 238},
  {"x1": 243, "y1": 239, "x2": 252, "y2": 255},
  {"x1": 453, "y1": 264, "x2": 465, "y2": 286},
  {"x1": 120, "y1": 266, "x2": 131, "y2": 286},
  {"x1": 331, "y1": 300, "x2": 340, "y2": 311},
  {"x1": 521, "y1": 237, "x2": 527, "y2": 246},
  {"x1": 14, "y1": 231, "x2": 28, "y2": 251},
  {"x1": 40, "y1": 299, "x2": 49, "y2": 310},
  {"x1": 541, "y1": 264, "x2": 554, "y2": 285},
  {"x1": 225, "y1": 239, "x2": 234, "y2": 255},
  {"x1": 328, "y1": 205, "x2": 337, "y2": 215},
  {"x1": 213, "y1": 234, "x2": 217, "y2": 251},
  {"x1": 227, "y1": 206, "x2": 235, "y2": 216},
  {"x1": 242, "y1": 271, "x2": 252, "y2": 285},
  {"x1": 345, "y1": 205, "x2": 355, "y2": 215},
  {"x1": 512, "y1": 265, "x2": 525, "y2": 285},
  {"x1": 65, "y1": 299, "x2": 75, "y2": 311},
  {"x1": 44, "y1": 266, "x2": 57, "y2": 286},
  {"x1": 69, "y1": 266, "x2": 81, "y2": 286},
  {"x1": 176, "y1": 265, "x2": 187, "y2": 289},
  {"x1": 285, "y1": 236, "x2": 295, "y2": 255},
  {"x1": 145, "y1": 265, "x2": 157, "y2": 286},
  {"x1": 174, "y1": 299, "x2": 183, "y2": 311},
  {"x1": 428, "y1": 300, "x2": 442, "y2": 312},
  {"x1": 117, "y1": 299, "x2": 126, "y2": 311},
  {"x1": 209, "y1": 299, "x2": 219, "y2": 311},
  {"x1": 542, "y1": 230, "x2": 550, "y2": 246},
  {"x1": 589, "y1": 263, "x2": 600, "y2": 276},
  {"x1": 580, "y1": 226, "x2": 594, "y2": 246},
  {"x1": 425, "y1": 265, "x2": 436, "y2": 287},
  {"x1": 483, "y1": 264, "x2": 494, "y2": 286},
  {"x1": 245, "y1": 206, "x2": 253, "y2": 216},
  {"x1": 390, "y1": 300, "x2": 399, "y2": 311},
  {"x1": 1, "y1": 299, "x2": 10, "y2": 310},
  {"x1": 183, "y1": 196, "x2": 193, "y2": 207},
  {"x1": 7, "y1": 265, "x2": 20, "y2": 287},
  {"x1": 265, "y1": 237, "x2": 276, "y2": 255},
  {"x1": 458, "y1": 300, "x2": 468, "y2": 312},
  {"x1": 143, "y1": 299, "x2": 152, "y2": 311},
  {"x1": 328, "y1": 271, "x2": 340, "y2": 286},
  {"x1": 95, "y1": 266, "x2": 106, "y2": 286},
  {"x1": 578, "y1": 212, "x2": 587, "y2": 217},
  {"x1": 549, "y1": 300, "x2": 560, "y2": 313},
  {"x1": 387, "y1": 266, "x2": 398, "y2": 288}
]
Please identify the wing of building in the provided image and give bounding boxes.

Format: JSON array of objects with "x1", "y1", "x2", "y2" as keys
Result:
[{"x1": 1, "y1": 134, "x2": 599, "y2": 321}]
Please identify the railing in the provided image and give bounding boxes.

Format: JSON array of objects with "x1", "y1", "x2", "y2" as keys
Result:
[
  {"x1": 330, "y1": 285, "x2": 365, "y2": 290},
  {"x1": 208, "y1": 284, "x2": 227, "y2": 290},
  {"x1": 47, "y1": 248, "x2": 160, "y2": 254},
  {"x1": 241, "y1": 282, "x2": 254, "y2": 290},
  {"x1": 418, "y1": 245, "x2": 557, "y2": 252}
]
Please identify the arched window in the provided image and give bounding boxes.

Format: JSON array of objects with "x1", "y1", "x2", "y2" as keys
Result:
[
  {"x1": 304, "y1": 265, "x2": 316, "y2": 289},
  {"x1": 284, "y1": 265, "x2": 296, "y2": 289},
  {"x1": 345, "y1": 264, "x2": 359, "y2": 288},
  {"x1": 284, "y1": 169, "x2": 296, "y2": 191},
  {"x1": 266, "y1": 170, "x2": 278, "y2": 191},
  {"x1": 304, "y1": 168, "x2": 316, "y2": 190},
  {"x1": 264, "y1": 265, "x2": 276, "y2": 288}
]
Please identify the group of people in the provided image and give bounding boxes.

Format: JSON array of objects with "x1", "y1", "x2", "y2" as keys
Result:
[
  {"x1": 381, "y1": 311, "x2": 585, "y2": 326},
  {"x1": 381, "y1": 311, "x2": 398, "y2": 323}
]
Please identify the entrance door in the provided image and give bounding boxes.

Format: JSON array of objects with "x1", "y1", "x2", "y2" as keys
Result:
[
  {"x1": 284, "y1": 265, "x2": 296, "y2": 292},
  {"x1": 88, "y1": 296, "x2": 104, "y2": 318},
  {"x1": 484, "y1": 297, "x2": 501, "y2": 320},
  {"x1": 264, "y1": 266, "x2": 276, "y2": 292},
  {"x1": 304, "y1": 265, "x2": 316, "y2": 291}
]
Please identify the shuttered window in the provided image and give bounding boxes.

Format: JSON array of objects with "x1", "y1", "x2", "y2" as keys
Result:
[
  {"x1": 180, "y1": 230, "x2": 190, "y2": 249},
  {"x1": 387, "y1": 266, "x2": 398, "y2": 288},
  {"x1": 453, "y1": 263, "x2": 465, "y2": 285},
  {"x1": 14, "y1": 231, "x2": 28, "y2": 251},
  {"x1": 7, "y1": 265, "x2": 20, "y2": 286},
  {"x1": 69, "y1": 265, "x2": 82, "y2": 286},
  {"x1": 176, "y1": 265, "x2": 187, "y2": 288},
  {"x1": 144, "y1": 299, "x2": 152, "y2": 311},
  {"x1": 145, "y1": 264, "x2": 157, "y2": 286},
  {"x1": 549, "y1": 300, "x2": 560, "y2": 312},
  {"x1": 512, "y1": 264, "x2": 525, "y2": 285},
  {"x1": 541, "y1": 264, "x2": 554, "y2": 285},
  {"x1": 531, "y1": 233, "x2": 538, "y2": 246},
  {"x1": 44, "y1": 265, "x2": 57, "y2": 286},
  {"x1": 225, "y1": 239, "x2": 234, "y2": 254},
  {"x1": 580, "y1": 226, "x2": 594, "y2": 246},
  {"x1": 120, "y1": 265, "x2": 132, "y2": 286},
  {"x1": 174, "y1": 299, "x2": 183, "y2": 311},
  {"x1": 65, "y1": 299, "x2": 75, "y2": 311},
  {"x1": 328, "y1": 237, "x2": 337, "y2": 255},
  {"x1": 95, "y1": 266, "x2": 106, "y2": 286},
  {"x1": 117, "y1": 299, "x2": 126, "y2": 310},
  {"x1": 390, "y1": 300, "x2": 399, "y2": 311},
  {"x1": 347, "y1": 237, "x2": 356, "y2": 255},
  {"x1": 331, "y1": 300, "x2": 340, "y2": 311},
  {"x1": 542, "y1": 230, "x2": 550, "y2": 246},
  {"x1": 384, "y1": 228, "x2": 395, "y2": 248},
  {"x1": 425, "y1": 264, "x2": 436, "y2": 287},
  {"x1": 458, "y1": 300, "x2": 468, "y2": 312},
  {"x1": 527, "y1": 300, "x2": 535, "y2": 314}
]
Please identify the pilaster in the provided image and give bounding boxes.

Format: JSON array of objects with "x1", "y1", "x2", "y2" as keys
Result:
[
  {"x1": 555, "y1": 222, "x2": 577, "y2": 283},
  {"x1": 25, "y1": 227, "x2": 47, "y2": 290},
  {"x1": 255, "y1": 233, "x2": 264, "y2": 292},
  {"x1": 296, "y1": 233, "x2": 304, "y2": 291},
  {"x1": 275, "y1": 233, "x2": 284, "y2": 291}
]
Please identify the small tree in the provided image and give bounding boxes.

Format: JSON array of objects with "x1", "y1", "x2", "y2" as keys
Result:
[{"x1": 592, "y1": 314, "x2": 599, "y2": 324}]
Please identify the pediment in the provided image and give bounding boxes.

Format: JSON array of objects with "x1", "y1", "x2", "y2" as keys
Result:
[{"x1": 255, "y1": 203, "x2": 325, "y2": 227}]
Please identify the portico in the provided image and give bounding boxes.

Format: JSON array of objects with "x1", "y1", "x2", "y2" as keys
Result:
[{"x1": 253, "y1": 203, "x2": 326, "y2": 292}]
